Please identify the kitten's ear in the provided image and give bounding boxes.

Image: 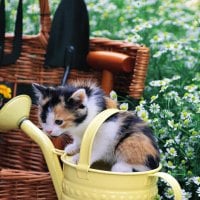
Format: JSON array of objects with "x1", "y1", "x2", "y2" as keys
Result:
[
  {"x1": 32, "y1": 83, "x2": 48, "y2": 102},
  {"x1": 69, "y1": 88, "x2": 88, "y2": 107}
]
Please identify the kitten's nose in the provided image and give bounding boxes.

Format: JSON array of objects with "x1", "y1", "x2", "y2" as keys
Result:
[{"x1": 46, "y1": 130, "x2": 52, "y2": 135}]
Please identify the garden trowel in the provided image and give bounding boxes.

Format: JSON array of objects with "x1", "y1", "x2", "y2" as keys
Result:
[{"x1": 44, "y1": 0, "x2": 90, "y2": 85}]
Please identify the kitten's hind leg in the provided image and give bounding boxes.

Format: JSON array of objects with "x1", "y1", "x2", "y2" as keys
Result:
[{"x1": 111, "y1": 161, "x2": 133, "y2": 172}]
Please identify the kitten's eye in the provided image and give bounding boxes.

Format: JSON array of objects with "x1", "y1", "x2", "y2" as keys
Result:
[
  {"x1": 55, "y1": 120, "x2": 63, "y2": 125},
  {"x1": 79, "y1": 104, "x2": 85, "y2": 109}
]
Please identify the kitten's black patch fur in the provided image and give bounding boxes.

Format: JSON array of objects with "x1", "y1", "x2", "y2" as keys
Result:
[
  {"x1": 40, "y1": 102, "x2": 50, "y2": 123},
  {"x1": 74, "y1": 111, "x2": 88, "y2": 124},
  {"x1": 146, "y1": 155, "x2": 160, "y2": 169}
]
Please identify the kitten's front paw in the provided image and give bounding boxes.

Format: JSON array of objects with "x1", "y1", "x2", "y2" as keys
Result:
[{"x1": 64, "y1": 143, "x2": 79, "y2": 156}]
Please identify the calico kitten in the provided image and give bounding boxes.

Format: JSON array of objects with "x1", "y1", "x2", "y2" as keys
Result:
[{"x1": 33, "y1": 81, "x2": 160, "y2": 172}]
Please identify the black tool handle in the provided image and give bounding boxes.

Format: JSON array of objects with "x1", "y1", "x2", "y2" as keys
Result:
[
  {"x1": 0, "y1": 0, "x2": 23, "y2": 66},
  {"x1": 0, "y1": 0, "x2": 6, "y2": 64},
  {"x1": 61, "y1": 46, "x2": 75, "y2": 86}
]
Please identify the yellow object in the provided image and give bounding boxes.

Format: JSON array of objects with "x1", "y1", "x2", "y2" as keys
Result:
[
  {"x1": 0, "y1": 95, "x2": 31, "y2": 130},
  {"x1": 0, "y1": 84, "x2": 12, "y2": 98},
  {"x1": 0, "y1": 95, "x2": 63, "y2": 199},
  {"x1": 0, "y1": 95, "x2": 182, "y2": 200}
]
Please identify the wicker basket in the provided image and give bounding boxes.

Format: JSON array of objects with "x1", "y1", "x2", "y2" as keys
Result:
[{"x1": 0, "y1": 0, "x2": 149, "y2": 199}]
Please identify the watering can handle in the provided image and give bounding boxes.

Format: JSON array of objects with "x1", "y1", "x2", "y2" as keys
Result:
[
  {"x1": 77, "y1": 109, "x2": 121, "y2": 173},
  {"x1": 150, "y1": 172, "x2": 182, "y2": 200}
]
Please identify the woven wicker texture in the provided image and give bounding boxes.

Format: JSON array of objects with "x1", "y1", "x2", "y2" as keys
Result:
[
  {"x1": 0, "y1": 0, "x2": 150, "y2": 199},
  {"x1": 0, "y1": 169, "x2": 57, "y2": 199}
]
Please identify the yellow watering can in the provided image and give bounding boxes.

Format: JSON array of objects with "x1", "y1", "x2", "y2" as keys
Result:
[{"x1": 0, "y1": 95, "x2": 182, "y2": 200}]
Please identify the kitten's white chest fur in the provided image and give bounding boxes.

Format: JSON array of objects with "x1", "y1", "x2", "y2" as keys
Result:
[{"x1": 91, "y1": 121, "x2": 120, "y2": 164}]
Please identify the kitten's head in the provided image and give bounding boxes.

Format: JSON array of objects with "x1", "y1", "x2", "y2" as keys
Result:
[{"x1": 32, "y1": 83, "x2": 88, "y2": 136}]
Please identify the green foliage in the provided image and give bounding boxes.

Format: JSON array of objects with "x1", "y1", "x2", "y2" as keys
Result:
[
  {"x1": 86, "y1": 0, "x2": 200, "y2": 82},
  {"x1": 5, "y1": 0, "x2": 200, "y2": 199},
  {"x1": 5, "y1": 0, "x2": 40, "y2": 34}
]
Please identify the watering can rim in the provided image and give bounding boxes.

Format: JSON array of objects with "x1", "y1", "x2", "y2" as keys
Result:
[{"x1": 61, "y1": 153, "x2": 162, "y2": 176}]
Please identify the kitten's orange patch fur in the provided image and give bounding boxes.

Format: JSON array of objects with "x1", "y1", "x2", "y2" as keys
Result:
[
  {"x1": 54, "y1": 104, "x2": 75, "y2": 129},
  {"x1": 116, "y1": 133, "x2": 158, "y2": 165},
  {"x1": 104, "y1": 97, "x2": 118, "y2": 108}
]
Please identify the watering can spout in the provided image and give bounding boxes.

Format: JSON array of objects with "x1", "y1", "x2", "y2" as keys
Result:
[
  {"x1": 0, "y1": 95, "x2": 31, "y2": 131},
  {"x1": 0, "y1": 95, "x2": 63, "y2": 200}
]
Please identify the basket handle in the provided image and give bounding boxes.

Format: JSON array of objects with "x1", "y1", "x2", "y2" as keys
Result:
[
  {"x1": 150, "y1": 172, "x2": 182, "y2": 200},
  {"x1": 39, "y1": 0, "x2": 51, "y2": 38},
  {"x1": 76, "y1": 109, "x2": 121, "y2": 178}
]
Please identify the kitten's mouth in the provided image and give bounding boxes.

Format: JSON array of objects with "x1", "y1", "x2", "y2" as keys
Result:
[
  {"x1": 44, "y1": 131, "x2": 72, "y2": 138},
  {"x1": 44, "y1": 131, "x2": 62, "y2": 137},
  {"x1": 51, "y1": 131, "x2": 74, "y2": 143}
]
